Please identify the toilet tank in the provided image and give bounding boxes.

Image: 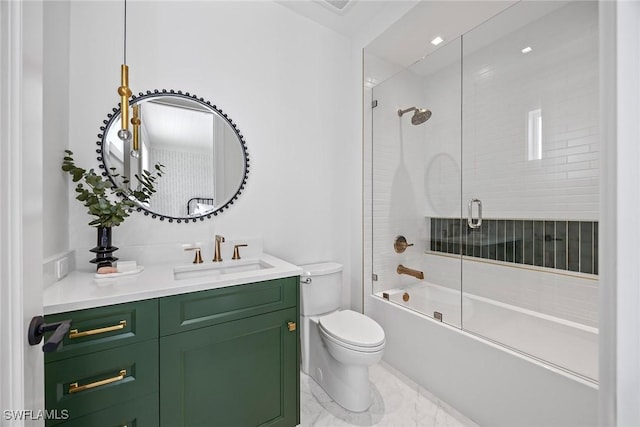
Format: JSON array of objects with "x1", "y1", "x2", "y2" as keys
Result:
[{"x1": 299, "y1": 262, "x2": 343, "y2": 316}]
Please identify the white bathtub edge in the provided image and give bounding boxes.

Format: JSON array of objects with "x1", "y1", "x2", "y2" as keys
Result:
[{"x1": 367, "y1": 294, "x2": 598, "y2": 427}]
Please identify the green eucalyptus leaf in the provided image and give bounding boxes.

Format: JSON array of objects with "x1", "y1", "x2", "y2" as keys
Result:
[
  {"x1": 72, "y1": 170, "x2": 84, "y2": 182},
  {"x1": 62, "y1": 149, "x2": 164, "y2": 227}
]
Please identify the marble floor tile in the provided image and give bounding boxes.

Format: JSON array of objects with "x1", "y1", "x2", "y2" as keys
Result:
[{"x1": 300, "y1": 362, "x2": 477, "y2": 427}]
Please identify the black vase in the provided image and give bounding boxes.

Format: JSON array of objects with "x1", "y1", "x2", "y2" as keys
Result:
[{"x1": 89, "y1": 226, "x2": 119, "y2": 270}]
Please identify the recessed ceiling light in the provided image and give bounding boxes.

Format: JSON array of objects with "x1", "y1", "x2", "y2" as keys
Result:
[
  {"x1": 431, "y1": 36, "x2": 444, "y2": 46},
  {"x1": 317, "y1": 0, "x2": 354, "y2": 15},
  {"x1": 324, "y1": 0, "x2": 350, "y2": 10},
  {"x1": 521, "y1": 46, "x2": 533, "y2": 54}
]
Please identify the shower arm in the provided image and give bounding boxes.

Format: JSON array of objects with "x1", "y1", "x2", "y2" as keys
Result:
[{"x1": 397, "y1": 107, "x2": 417, "y2": 117}]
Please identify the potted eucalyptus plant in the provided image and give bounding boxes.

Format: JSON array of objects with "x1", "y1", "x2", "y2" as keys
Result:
[{"x1": 62, "y1": 149, "x2": 164, "y2": 269}]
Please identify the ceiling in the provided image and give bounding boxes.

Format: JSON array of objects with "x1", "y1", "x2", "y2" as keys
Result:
[
  {"x1": 365, "y1": 0, "x2": 516, "y2": 68},
  {"x1": 275, "y1": 0, "x2": 420, "y2": 40},
  {"x1": 276, "y1": 0, "x2": 517, "y2": 68}
]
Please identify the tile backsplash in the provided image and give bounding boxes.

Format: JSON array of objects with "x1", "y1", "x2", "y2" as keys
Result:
[{"x1": 429, "y1": 217, "x2": 598, "y2": 275}]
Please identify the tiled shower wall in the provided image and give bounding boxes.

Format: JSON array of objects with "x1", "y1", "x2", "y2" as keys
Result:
[
  {"x1": 460, "y1": 2, "x2": 599, "y2": 221},
  {"x1": 429, "y1": 218, "x2": 598, "y2": 275}
]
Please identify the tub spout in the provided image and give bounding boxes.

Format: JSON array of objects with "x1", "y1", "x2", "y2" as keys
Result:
[{"x1": 397, "y1": 264, "x2": 424, "y2": 280}]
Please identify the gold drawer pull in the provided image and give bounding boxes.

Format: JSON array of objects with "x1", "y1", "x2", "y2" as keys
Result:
[
  {"x1": 69, "y1": 369, "x2": 127, "y2": 394},
  {"x1": 287, "y1": 322, "x2": 296, "y2": 332},
  {"x1": 69, "y1": 320, "x2": 126, "y2": 339}
]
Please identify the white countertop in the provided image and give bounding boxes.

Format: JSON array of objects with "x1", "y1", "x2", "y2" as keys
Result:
[{"x1": 43, "y1": 253, "x2": 303, "y2": 315}]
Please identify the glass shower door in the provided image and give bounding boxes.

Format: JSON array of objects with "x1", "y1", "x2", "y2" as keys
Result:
[
  {"x1": 370, "y1": 38, "x2": 463, "y2": 327},
  {"x1": 460, "y1": 1, "x2": 599, "y2": 381}
]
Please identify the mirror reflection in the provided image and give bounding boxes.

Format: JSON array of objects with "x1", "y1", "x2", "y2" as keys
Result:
[{"x1": 98, "y1": 91, "x2": 249, "y2": 222}]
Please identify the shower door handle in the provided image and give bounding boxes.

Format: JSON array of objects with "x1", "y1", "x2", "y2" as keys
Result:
[{"x1": 467, "y1": 199, "x2": 482, "y2": 229}]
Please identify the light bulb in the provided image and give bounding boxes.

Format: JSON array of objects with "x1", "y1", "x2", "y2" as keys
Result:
[{"x1": 117, "y1": 129, "x2": 132, "y2": 141}]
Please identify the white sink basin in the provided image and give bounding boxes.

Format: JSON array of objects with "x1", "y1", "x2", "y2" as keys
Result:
[{"x1": 173, "y1": 258, "x2": 275, "y2": 281}]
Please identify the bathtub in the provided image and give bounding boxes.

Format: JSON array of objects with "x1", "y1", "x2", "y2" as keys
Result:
[
  {"x1": 381, "y1": 283, "x2": 469, "y2": 327},
  {"x1": 380, "y1": 281, "x2": 598, "y2": 381},
  {"x1": 368, "y1": 283, "x2": 598, "y2": 426}
]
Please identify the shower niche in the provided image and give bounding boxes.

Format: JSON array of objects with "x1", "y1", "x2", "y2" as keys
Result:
[{"x1": 367, "y1": 0, "x2": 599, "y2": 382}]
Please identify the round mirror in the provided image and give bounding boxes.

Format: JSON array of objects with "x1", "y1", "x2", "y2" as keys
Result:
[{"x1": 97, "y1": 90, "x2": 249, "y2": 223}]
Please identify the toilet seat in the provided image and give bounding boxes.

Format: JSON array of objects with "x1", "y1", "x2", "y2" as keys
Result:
[{"x1": 319, "y1": 310, "x2": 385, "y2": 352}]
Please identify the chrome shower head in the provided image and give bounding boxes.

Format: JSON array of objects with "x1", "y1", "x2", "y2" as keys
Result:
[{"x1": 397, "y1": 107, "x2": 432, "y2": 125}]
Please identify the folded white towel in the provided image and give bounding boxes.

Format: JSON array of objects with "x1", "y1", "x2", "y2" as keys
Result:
[{"x1": 116, "y1": 260, "x2": 138, "y2": 273}]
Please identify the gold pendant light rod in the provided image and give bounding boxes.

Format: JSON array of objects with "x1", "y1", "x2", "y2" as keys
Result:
[
  {"x1": 117, "y1": 0, "x2": 132, "y2": 142},
  {"x1": 131, "y1": 104, "x2": 140, "y2": 152},
  {"x1": 119, "y1": 64, "x2": 131, "y2": 134}
]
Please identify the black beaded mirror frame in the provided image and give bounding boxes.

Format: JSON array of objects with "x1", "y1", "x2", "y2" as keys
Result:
[{"x1": 96, "y1": 89, "x2": 249, "y2": 223}]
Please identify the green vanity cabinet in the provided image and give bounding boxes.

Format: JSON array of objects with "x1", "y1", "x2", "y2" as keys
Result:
[
  {"x1": 44, "y1": 276, "x2": 300, "y2": 427},
  {"x1": 159, "y1": 276, "x2": 300, "y2": 427}
]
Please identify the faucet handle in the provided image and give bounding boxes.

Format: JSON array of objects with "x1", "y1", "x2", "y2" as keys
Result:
[
  {"x1": 232, "y1": 244, "x2": 248, "y2": 260},
  {"x1": 184, "y1": 247, "x2": 203, "y2": 264},
  {"x1": 394, "y1": 235, "x2": 414, "y2": 253}
]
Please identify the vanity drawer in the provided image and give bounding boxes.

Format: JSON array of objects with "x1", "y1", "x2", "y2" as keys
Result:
[
  {"x1": 160, "y1": 276, "x2": 299, "y2": 336},
  {"x1": 44, "y1": 299, "x2": 158, "y2": 362},
  {"x1": 45, "y1": 339, "x2": 158, "y2": 426},
  {"x1": 49, "y1": 392, "x2": 158, "y2": 427}
]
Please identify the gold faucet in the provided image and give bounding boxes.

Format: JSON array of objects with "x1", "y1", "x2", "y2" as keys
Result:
[
  {"x1": 213, "y1": 235, "x2": 225, "y2": 262},
  {"x1": 397, "y1": 264, "x2": 424, "y2": 280}
]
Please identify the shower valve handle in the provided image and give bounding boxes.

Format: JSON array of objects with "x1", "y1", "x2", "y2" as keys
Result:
[{"x1": 394, "y1": 236, "x2": 414, "y2": 253}]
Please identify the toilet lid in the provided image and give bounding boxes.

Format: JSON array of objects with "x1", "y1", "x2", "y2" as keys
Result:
[{"x1": 319, "y1": 310, "x2": 385, "y2": 348}]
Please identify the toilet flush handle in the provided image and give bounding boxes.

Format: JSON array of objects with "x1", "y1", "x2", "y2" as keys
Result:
[{"x1": 300, "y1": 277, "x2": 312, "y2": 284}]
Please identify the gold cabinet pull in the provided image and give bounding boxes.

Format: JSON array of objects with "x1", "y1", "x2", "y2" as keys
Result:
[
  {"x1": 69, "y1": 320, "x2": 126, "y2": 339},
  {"x1": 69, "y1": 369, "x2": 126, "y2": 394},
  {"x1": 287, "y1": 322, "x2": 296, "y2": 332}
]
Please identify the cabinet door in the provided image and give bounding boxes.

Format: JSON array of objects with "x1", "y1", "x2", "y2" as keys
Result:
[
  {"x1": 160, "y1": 308, "x2": 299, "y2": 427},
  {"x1": 50, "y1": 393, "x2": 158, "y2": 427}
]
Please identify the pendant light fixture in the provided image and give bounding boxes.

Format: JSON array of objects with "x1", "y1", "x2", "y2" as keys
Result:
[
  {"x1": 131, "y1": 104, "x2": 140, "y2": 158},
  {"x1": 116, "y1": 0, "x2": 140, "y2": 158}
]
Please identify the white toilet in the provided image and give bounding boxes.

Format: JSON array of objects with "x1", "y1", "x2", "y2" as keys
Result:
[{"x1": 299, "y1": 262, "x2": 386, "y2": 412}]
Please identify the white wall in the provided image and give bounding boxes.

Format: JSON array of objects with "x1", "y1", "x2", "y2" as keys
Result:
[
  {"x1": 599, "y1": 1, "x2": 640, "y2": 425},
  {"x1": 43, "y1": 0, "x2": 71, "y2": 282},
  {"x1": 41, "y1": 1, "x2": 359, "y2": 308}
]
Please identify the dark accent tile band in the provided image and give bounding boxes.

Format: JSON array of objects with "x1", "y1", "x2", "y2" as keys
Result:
[{"x1": 428, "y1": 218, "x2": 599, "y2": 275}]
